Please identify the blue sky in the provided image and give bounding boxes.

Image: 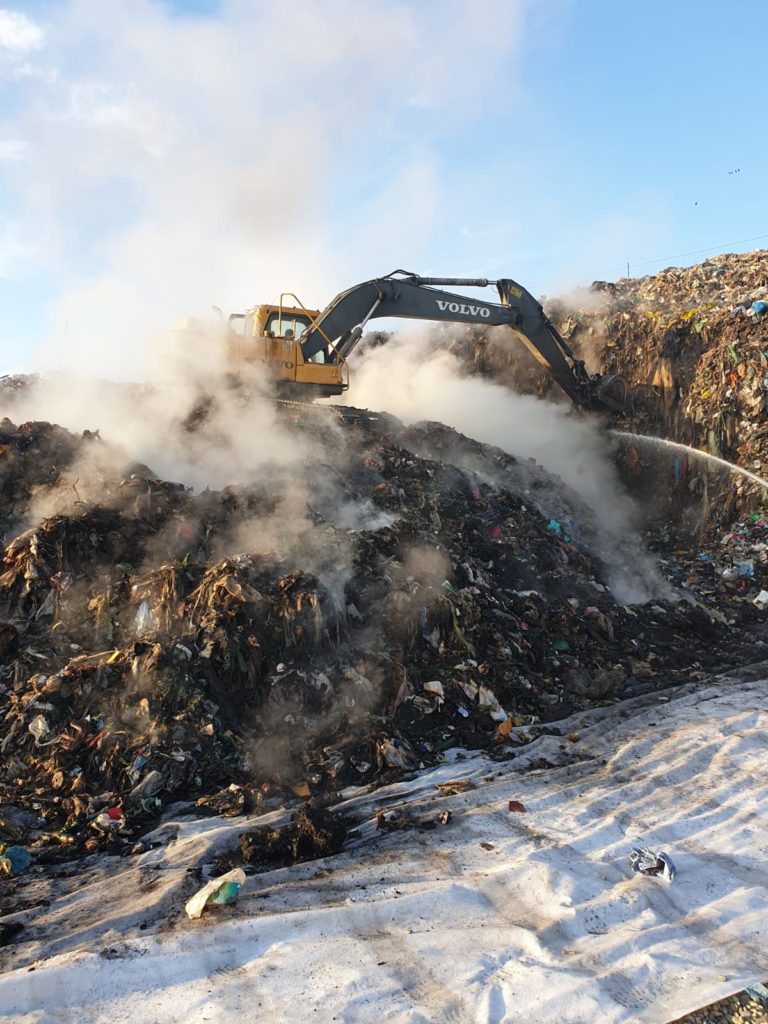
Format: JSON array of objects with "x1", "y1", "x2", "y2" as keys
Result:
[{"x1": 1, "y1": 0, "x2": 766, "y2": 374}]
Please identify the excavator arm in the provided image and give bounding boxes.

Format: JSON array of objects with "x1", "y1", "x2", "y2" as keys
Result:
[{"x1": 300, "y1": 271, "x2": 630, "y2": 413}]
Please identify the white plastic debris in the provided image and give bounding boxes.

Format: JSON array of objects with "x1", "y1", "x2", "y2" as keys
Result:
[
  {"x1": 28, "y1": 715, "x2": 57, "y2": 748},
  {"x1": 753, "y1": 589, "x2": 768, "y2": 610},
  {"x1": 423, "y1": 680, "x2": 445, "y2": 699},
  {"x1": 478, "y1": 685, "x2": 508, "y2": 723},
  {"x1": 28, "y1": 715, "x2": 49, "y2": 742},
  {"x1": 629, "y1": 846, "x2": 676, "y2": 883},
  {"x1": 185, "y1": 868, "x2": 247, "y2": 920},
  {"x1": 134, "y1": 601, "x2": 155, "y2": 632}
]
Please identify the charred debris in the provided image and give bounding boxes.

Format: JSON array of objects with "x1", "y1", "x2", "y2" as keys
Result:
[{"x1": 0, "y1": 373, "x2": 766, "y2": 870}]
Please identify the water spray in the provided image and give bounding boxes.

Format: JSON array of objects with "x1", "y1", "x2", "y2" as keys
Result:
[{"x1": 610, "y1": 431, "x2": 768, "y2": 492}]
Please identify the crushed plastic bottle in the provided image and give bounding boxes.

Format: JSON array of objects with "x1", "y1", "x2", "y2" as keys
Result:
[
  {"x1": 134, "y1": 600, "x2": 155, "y2": 632},
  {"x1": 629, "y1": 846, "x2": 676, "y2": 883}
]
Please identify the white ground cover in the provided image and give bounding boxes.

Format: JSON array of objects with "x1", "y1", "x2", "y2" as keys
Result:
[{"x1": 2, "y1": 667, "x2": 767, "y2": 1024}]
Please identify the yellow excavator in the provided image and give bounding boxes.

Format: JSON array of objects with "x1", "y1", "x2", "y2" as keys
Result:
[{"x1": 225, "y1": 270, "x2": 630, "y2": 413}]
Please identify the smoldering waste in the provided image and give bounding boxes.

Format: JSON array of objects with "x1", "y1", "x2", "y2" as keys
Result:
[
  {"x1": 0, "y1": 400, "x2": 762, "y2": 868},
  {"x1": 436, "y1": 249, "x2": 768, "y2": 483}
]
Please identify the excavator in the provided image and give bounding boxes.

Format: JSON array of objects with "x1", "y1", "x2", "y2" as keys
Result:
[{"x1": 225, "y1": 271, "x2": 630, "y2": 413}]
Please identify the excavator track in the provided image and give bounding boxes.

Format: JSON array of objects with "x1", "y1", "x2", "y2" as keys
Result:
[
  {"x1": 273, "y1": 397, "x2": 385, "y2": 427},
  {"x1": 179, "y1": 387, "x2": 387, "y2": 439}
]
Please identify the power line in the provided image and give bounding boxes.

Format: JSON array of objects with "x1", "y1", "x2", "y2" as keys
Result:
[{"x1": 614, "y1": 232, "x2": 768, "y2": 277}]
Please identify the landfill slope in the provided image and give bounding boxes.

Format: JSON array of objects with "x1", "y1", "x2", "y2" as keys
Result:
[
  {"x1": 551, "y1": 251, "x2": 768, "y2": 539},
  {"x1": 1, "y1": 393, "x2": 766, "y2": 873},
  {"x1": 553, "y1": 250, "x2": 768, "y2": 468},
  {"x1": 434, "y1": 249, "x2": 768, "y2": 479}
]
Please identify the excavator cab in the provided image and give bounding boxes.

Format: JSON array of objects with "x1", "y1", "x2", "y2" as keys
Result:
[{"x1": 225, "y1": 299, "x2": 349, "y2": 396}]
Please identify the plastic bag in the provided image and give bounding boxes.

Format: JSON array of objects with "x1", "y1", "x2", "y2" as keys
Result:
[{"x1": 185, "y1": 868, "x2": 246, "y2": 920}]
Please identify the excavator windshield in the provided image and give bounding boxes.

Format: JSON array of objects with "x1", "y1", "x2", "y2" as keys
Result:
[{"x1": 265, "y1": 312, "x2": 311, "y2": 340}]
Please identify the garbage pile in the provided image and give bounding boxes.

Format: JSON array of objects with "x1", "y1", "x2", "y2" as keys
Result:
[
  {"x1": 546, "y1": 250, "x2": 768, "y2": 475},
  {"x1": 656, "y1": 510, "x2": 768, "y2": 613},
  {"x1": 422, "y1": 250, "x2": 768, "y2": 481},
  {"x1": 385, "y1": 251, "x2": 768, "y2": 536},
  {"x1": 0, "y1": 410, "x2": 86, "y2": 542},
  {"x1": 0, "y1": 398, "x2": 765, "y2": 870}
]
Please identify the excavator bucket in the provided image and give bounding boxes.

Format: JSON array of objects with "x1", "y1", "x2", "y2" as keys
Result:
[{"x1": 593, "y1": 373, "x2": 632, "y2": 415}]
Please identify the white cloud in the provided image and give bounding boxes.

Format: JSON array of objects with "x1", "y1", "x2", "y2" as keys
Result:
[
  {"x1": 0, "y1": 137, "x2": 28, "y2": 160},
  {"x1": 0, "y1": 8, "x2": 44, "y2": 54},
  {"x1": 0, "y1": 219, "x2": 41, "y2": 277}
]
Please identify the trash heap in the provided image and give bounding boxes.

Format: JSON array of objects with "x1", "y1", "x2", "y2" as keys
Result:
[
  {"x1": 545, "y1": 250, "x2": 768, "y2": 474},
  {"x1": 425, "y1": 250, "x2": 768, "y2": 480},
  {"x1": 656, "y1": 510, "x2": 768, "y2": 613},
  {"x1": 0, "y1": 413, "x2": 85, "y2": 541},
  {"x1": 389, "y1": 250, "x2": 768, "y2": 537},
  {"x1": 0, "y1": 399, "x2": 765, "y2": 869}
]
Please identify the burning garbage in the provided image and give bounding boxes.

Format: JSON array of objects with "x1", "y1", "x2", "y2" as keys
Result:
[{"x1": 0, "y1": 391, "x2": 764, "y2": 871}]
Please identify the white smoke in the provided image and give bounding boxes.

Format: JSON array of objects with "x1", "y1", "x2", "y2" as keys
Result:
[
  {"x1": 0, "y1": 1, "x2": 669, "y2": 604},
  {"x1": 345, "y1": 327, "x2": 669, "y2": 602},
  {"x1": 0, "y1": 0, "x2": 530, "y2": 376}
]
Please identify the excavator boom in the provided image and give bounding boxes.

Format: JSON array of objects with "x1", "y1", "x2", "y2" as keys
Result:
[
  {"x1": 299, "y1": 271, "x2": 630, "y2": 414},
  {"x1": 226, "y1": 270, "x2": 630, "y2": 413}
]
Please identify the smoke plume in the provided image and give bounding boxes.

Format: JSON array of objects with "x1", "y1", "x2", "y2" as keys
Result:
[
  {"x1": 345, "y1": 327, "x2": 668, "y2": 602},
  {"x1": 0, "y1": 0, "x2": 529, "y2": 376}
]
